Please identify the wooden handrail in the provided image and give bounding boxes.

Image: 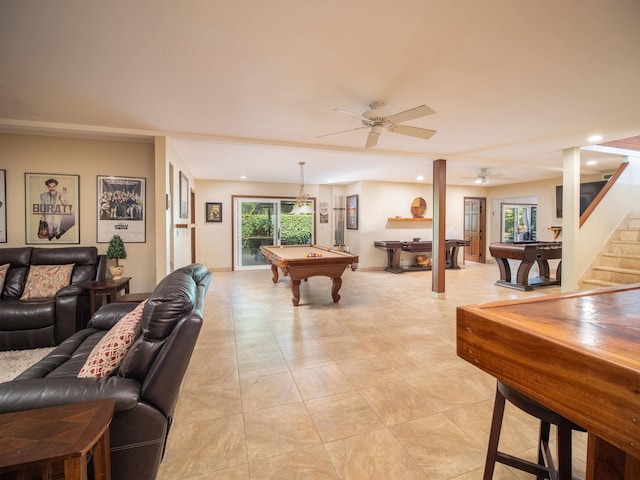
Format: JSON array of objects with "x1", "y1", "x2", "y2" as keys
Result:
[{"x1": 579, "y1": 161, "x2": 629, "y2": 227}]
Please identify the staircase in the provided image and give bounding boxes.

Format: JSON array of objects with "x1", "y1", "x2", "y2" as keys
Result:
[{"x1": 581, "y1": 213, "x2": 640, "y2": 288}]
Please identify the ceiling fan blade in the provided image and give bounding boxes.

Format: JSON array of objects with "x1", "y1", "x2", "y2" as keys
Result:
[
  {"x1": 334, "y1": 108, "x2": 371, "y2": 123},
  {"x1": 365, "y1": 132, "x2": 379, "y2": 149},
  {"x1": 387, "y1": 124, "x2": 436, "y2": 140},
  {"x1": 386, "y1": 105, "x2": 435, "y2": 124},
  {"x1": 315, "y1": 125, "x2": 368, "y2": 139}
]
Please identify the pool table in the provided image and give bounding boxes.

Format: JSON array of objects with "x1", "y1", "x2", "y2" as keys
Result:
[{"x1": 260, "y1": 244, "x2": 359, "y2": 306}]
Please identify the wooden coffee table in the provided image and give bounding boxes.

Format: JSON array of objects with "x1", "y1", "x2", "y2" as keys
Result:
[{"x1": 0, "y1": 398, "x2": 115, "y2": 479}]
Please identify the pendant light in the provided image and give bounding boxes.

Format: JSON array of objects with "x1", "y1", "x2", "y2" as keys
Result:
[{"x1": 292, "y1": 162, "x2": 312, "y2": 214}]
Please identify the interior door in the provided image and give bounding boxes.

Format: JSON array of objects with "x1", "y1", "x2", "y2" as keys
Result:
[{"x1": 464, "y1": 197, "x2": 486, "y2": 263}]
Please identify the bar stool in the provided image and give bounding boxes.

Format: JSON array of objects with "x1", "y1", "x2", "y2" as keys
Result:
[{"x1": 484, "y1": 381, "x2": 585, "y2": 480}]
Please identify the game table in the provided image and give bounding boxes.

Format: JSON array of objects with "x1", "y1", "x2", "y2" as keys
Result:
[
  {"x1": 457, "y1": 284, "x2": 640, "y2": 479},
  {"x1": 374, "y1": 239, "x2": 469, "y2": 273},
  {"x1": 260, "y1": 244, "x2": 359, "y2": 306},
  {"x1": 489, "y1": 241, "x2": 562, "y2": 291}
]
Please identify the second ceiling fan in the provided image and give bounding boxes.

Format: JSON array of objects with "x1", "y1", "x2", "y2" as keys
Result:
[{"x1": 317, "y1": 102, "x2": 436, "y2": 149}]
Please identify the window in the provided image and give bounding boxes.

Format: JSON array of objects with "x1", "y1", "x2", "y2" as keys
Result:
[{"x1": 501, "y1": 204, "x2": 537, "y2": 242}]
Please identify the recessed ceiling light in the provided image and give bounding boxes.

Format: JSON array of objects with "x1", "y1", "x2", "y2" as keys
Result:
[
  {"x1": 588, "y1": 135, "x2": 603, "y2": 143},
  {"x1": 586, "y1": 160, "x2": 597, "y2": 166},
  {"x1": 416, "y1": 175, "x2": 424, "y2": 181}
]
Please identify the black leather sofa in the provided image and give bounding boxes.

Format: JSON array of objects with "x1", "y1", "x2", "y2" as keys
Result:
[
  {"x1": 0, "y1": 246, "x2": 107, "y2": 351},
  {"x1": 0, "y1": 263, "x2": 212, "y2": 480}
]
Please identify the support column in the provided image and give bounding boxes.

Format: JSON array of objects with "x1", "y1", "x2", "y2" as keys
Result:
[
  {"x1": 432, "y1": 159, "x2": 446, "y2": 298},
  {"x1": 562, "y1": 147, "x2": 580, "y2": 292}
]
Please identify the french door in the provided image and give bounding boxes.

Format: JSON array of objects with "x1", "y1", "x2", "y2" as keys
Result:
[{"x1": 233, "y1": 197, "x2": 314, "y2": 270}]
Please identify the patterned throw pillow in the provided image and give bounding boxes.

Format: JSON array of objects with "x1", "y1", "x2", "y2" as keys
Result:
[
  {"x1": 20, "y1": 264, "x2": 75, "y2": 299},
  {"x1": 0, "y1": 263, "x2": 9, "y2": 294},
  {"x1": 78, "y1": 300, "x2": 147, "y2": 378}
]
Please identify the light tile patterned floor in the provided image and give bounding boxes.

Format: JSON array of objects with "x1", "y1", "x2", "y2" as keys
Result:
[{"x1": 157, "y1": 262, "x2": 586, "y2": 480}]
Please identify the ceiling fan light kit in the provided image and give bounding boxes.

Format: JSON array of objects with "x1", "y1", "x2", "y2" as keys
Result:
[{"x1": 318, "y1": 102, "x2": 437, "y2": 149}]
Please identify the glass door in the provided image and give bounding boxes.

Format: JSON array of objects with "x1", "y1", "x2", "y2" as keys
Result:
[
  {"x1": 234, "y1": 197, "x2": 315, "y2": 270},
  {"x1": 235, "y1": 199, "x2": 278, "y2": 270}
]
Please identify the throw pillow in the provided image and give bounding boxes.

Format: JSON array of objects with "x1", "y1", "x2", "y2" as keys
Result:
[
  {"x1": 20, "y1": 264, "x2": 75, "y2": 300},
  {"x1": 78, "y1": 300, "x2": 147, "y2": 378},
  {"x1": 0, "y1": 263, "x2": 9, "y2": 294}
]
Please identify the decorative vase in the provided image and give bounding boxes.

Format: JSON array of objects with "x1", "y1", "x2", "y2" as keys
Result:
[{"x1": 109, "y1": 265, "x2": 125, "y2": 279}]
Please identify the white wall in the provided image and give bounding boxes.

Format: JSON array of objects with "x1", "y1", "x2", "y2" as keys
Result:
[{"x1": 0, "y1": 133, "x2": 158, "y2": 292}]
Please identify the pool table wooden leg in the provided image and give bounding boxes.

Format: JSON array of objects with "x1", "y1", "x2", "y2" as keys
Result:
[
  {"x1": 331, "y1": 277, "x2": 342, "y2": 303},
  {"x1": 270, "y1": 264, "x2": 279, "y2": 283},
  {"x1": 291, "y1": 279, "x2": 301, "y2": 306}
]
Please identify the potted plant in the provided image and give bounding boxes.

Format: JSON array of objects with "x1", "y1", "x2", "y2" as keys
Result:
[{"x1": 106, "y1": 234, "x2": 127, "y2": 279}]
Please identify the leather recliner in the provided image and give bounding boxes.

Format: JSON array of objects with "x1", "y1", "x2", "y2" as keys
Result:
[
  {"x1": 0, "y1": 246, "x2": 107, "y2": 351},
  {"x1": 0, "y1": 263, "x2": 213, "y2": 480}
]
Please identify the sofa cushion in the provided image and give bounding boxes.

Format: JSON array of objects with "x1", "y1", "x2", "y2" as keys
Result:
[
  {"x1": 78, "y1": 300, "x2": 146, "y2": 378},
  {"x1": 20, "y1": 264, "x2": 74, "y2": 300},
  {"x1": 0, "y1": 264, "x2": 9, "y2": 294},
  {"x1": 0, "y1": 299, "x2": 56, "y2": 330}
]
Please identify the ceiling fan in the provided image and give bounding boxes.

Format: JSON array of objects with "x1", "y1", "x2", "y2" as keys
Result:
[
  {"x1": 462, "y1": 168, "x2": 506, "y2": 185},
  {"x1": 316, "y1": 102, "x2": 436, "y2": 149}
]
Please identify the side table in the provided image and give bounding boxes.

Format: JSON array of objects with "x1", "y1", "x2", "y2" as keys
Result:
[
  {"x1": 0, "y1": 398, "x2": 115, "y2": 480},
  {"x1": 87, "y1": 277, "x2": 131, "y2": 315}
]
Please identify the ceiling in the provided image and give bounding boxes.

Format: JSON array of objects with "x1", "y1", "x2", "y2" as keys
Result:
[{"x1": 1, "y1": 1, "x2": 640, "y2": 186}]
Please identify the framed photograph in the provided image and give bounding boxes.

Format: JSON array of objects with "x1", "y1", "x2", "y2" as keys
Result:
[
  {"x1": 179, "y1": 171, "x2": 189, "y2": 218},
  {"x1": 346, "y1": 194, "x2": 358, "y2": 230},
  {"x1": 25, "y1": 173, "x2": 80, "y2": 244},
  {"x1": 0, "y1": 170, "x2": 5, "y2": 242},
  {"x1": 97, "y1": 176, "x2": 146, "y2": 243},
  {"x1": 205, "y1": 202, "x2": 222, "y2": 222}
]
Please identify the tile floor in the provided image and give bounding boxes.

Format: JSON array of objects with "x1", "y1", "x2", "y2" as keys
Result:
[{"x1": 156, "y1": 262, "x2": 587, "y2": 480}]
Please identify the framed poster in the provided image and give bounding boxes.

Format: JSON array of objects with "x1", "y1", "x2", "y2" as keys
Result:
[
  {"x1": 346, "y1": 194, "x2": 358, "y2": 230},
  {"x1": 0, "y1": 170, "x2": 5, "y2": 242},
  {"x1": 97, "y1": 176, "x2": 146, "y2": 243},
  {"x1": 179, "y1": 171, "x2": 189, "y2": 218},
  {"x1": 205, "y1": 202, "x2": 222, "y2": 222},
  {"x1": 25, "y1": 173, "x2": 79, "y2": 244}
]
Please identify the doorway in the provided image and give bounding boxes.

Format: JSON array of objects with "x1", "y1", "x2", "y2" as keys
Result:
[
  {"x1": 233, "y1": 196, "x2": 315, "y2": 270},
  {"x1": 464, "y1": 197, "x2": 486, "y2": 263}
]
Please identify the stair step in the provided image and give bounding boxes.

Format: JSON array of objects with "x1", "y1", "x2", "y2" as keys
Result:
[
  {"x1": 601, "y1": 253, "x2": 640, "y2": 260},
  {"x1": 581, "y1": 279, "x2": 621, "y2": 287},
  {"x1": 592, "y1": 266, "x2": 640, "y2": 275}
]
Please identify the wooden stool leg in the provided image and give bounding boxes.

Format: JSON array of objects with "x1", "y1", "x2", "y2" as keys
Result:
[
  {"x1": 538, "y1": 421, "x2": 554, "y2": 480},
  {"x1": 484, "y1": 386, "x2": 507, "y2": 480},
  {"x1": 556, "y1": 417, "x2": 573, "y2": 480}
]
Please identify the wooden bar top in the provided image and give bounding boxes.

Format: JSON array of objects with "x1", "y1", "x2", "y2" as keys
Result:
[{"x1": 456, "y1": 284, "x2": 640, "y2": 478}]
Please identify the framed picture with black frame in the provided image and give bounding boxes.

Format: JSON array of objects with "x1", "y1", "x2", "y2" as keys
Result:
[
  {"x1": 179, "y1": 171, "x2": 189, "y2": 219},
  {"x1": 0, "y1": 170, "x2": 5, "y2": 243},
  {"x1": 346, "y1": 194, "x2": 358, "y2": 230},
  {"x1": 205, "y1": 202, "x2": 222, "y2": 222},
  {"x1": 97, "y1": 175, "x2": 146, "y2": 243}
]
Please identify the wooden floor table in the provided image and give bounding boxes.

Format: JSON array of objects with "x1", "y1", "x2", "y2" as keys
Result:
[
  {"x1": 456, "y1": 284, "x2": 640, "y2": 479},
  {"x1": 0, "y1": 398, "x2": 115, "y2": 480}
]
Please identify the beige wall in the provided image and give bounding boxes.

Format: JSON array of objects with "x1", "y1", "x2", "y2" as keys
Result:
[
  {"x1": 0, "y1": 133, "x2": 157, "y2": 292},
  {"x1": 196, "y1": 176, "x2": 491, "y2": 271}
]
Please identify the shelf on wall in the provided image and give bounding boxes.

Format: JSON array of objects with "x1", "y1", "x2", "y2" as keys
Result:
[{"x1": 387, "y1": 217, "x2": 433, "y2": 222}]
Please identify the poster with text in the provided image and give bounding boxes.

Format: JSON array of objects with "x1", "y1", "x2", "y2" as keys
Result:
[
  {"x1": 0, "y1": 170, "x2": 6, "y2": 243},
  {"x1": 25, "y1": 173, "x2": 79, "y2": 244},
  {"x1": 97, "y1": 175, "x2": 146, "y2": 242}
]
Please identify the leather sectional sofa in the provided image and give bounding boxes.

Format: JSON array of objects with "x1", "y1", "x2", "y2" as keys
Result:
[
  {"x1": 0, "y1": 263, "x2": 212, "y2": 480},
  {"x1": 0, "y1": 246, "x2": 107, "y2": 351}
]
